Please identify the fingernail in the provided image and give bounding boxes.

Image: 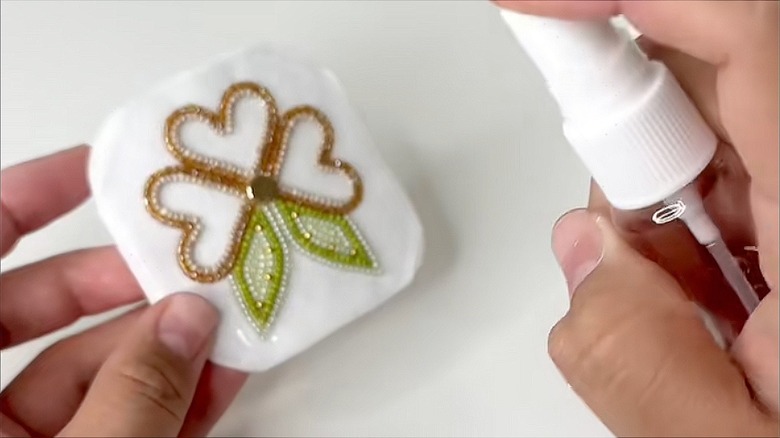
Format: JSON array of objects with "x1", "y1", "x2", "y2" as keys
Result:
[
  {"x1": 157, "y1": 293, "x2": 219, "y2": 359},
  {"x1": 552, "y1": 209, "x2": 604, "y2": 297}
]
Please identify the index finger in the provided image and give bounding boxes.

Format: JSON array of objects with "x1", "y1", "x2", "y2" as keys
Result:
[{"x1": 1, "y1": 145, "x2": 90, "y2": 256}]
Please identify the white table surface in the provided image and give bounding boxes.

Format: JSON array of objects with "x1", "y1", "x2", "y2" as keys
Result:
[{"x1": 1, "y1": 1, "x2": 612, "y2": 436}]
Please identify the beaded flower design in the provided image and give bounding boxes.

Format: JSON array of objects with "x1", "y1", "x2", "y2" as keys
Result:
[{"x1": 144, "y1": 82, "x2": 378, "y2": 336}]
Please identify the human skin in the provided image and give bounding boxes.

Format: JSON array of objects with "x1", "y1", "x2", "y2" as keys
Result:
[
  {"x1": 495, "y1": 1, "x2": 779, "y2": 436},
  {"x1": 0, "y1": 146, "x2": 247, "y2": 436}
]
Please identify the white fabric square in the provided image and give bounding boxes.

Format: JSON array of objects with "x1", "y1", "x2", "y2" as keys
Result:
[{"x1": 89, "y1": 47, "x2": 424, "y2": 372}]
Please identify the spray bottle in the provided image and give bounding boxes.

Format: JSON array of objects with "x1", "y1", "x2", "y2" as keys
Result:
[{"x1": 500, "y1": 11, "x2": 770, "y2": 345}]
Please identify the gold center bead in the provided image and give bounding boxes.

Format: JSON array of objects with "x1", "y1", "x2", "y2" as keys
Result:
[{"x1": 246, "y1": 175, "x2": 279, "y2": 203}]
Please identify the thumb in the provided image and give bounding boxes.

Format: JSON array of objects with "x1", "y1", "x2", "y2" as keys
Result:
[
  {"x1": 60, "y1": 293, "x2": 219, "y2": 437},
  {"x1": 549, "y1": 210, "x2": 778, "y2": 436}
]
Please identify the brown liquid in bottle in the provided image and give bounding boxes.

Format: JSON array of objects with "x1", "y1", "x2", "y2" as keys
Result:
[{"x1": 611, "y1": 143, "x2": 770, "y2": 344}]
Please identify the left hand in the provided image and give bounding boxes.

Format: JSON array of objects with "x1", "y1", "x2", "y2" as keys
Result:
[{"x1": 0, "y1": 145, "x2": 246, "y2": 437}]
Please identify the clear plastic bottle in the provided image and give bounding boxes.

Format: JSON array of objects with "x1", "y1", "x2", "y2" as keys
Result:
[
  {"x1": 500, "y1": 13, "x2": 770, "y2": 345},
  {"x1": 612, "y1": 142, "x2": 770, "y2": 344}
]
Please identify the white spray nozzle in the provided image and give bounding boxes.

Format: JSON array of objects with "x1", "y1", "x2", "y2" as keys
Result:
[
  {"x1": 500, "y1": 11, "x2": 717, "y2": 210},
  {"x1": 499, "y1": 11, "x2": 648, "y2": 120}
]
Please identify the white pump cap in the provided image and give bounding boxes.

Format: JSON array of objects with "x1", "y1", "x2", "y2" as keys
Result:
[{"x1": 500, "y1": 11, "x2": 717, "y2": 210}]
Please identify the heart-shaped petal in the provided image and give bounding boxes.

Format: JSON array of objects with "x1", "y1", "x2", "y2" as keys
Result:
[
  {"x1": 274, "y1": 106, "x2": 363, "y2": 215},
  {"x1": 165, "y1": 82, "x2": 278, "y2": 181},
  {"x1": 144, "y1": 166, "x2": 252, "y2": 282}
]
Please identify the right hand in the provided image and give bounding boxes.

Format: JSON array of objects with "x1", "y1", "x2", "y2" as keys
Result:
[{"x1": 495, "y1": 1, "x2": 779, "y2": 436}]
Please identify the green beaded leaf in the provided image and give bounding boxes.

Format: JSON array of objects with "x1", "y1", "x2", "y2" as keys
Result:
[
  {"x1": 231, "y1": 206, "x2": 287, "y2": 334},
  {"x1": 275, "y1": 200, "x2": 378, "y2": 271}
]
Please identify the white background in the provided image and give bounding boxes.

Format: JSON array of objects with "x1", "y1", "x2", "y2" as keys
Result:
[{"x1": 1, "y1": 1, "x2": 610, "y2": 436}]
